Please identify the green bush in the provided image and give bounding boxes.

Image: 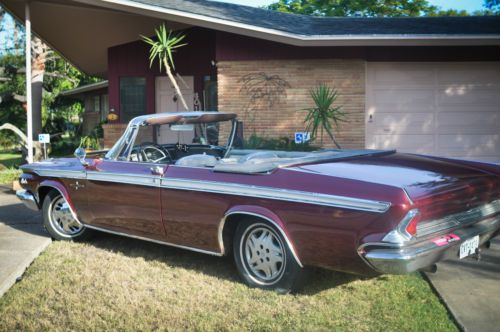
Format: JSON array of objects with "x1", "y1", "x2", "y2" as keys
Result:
[
  {"x1": 80, "y1": 135, "x2": 101, "y2": 151},
  {"x1": 243, "y1": 134, "x2": 316, "y2": 152}
]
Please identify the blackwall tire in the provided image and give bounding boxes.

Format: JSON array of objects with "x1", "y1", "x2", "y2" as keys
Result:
[
  {"x1": 42, "y1": 190, "x2": 91, "y2": 241},
  {"x1": 233, "y1": 218, "x2": 305, "y2": 293}
]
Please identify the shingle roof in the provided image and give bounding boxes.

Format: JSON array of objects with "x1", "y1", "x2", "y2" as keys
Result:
[{"x1": 130, "y1": 0, "x2": 500, "y2": 36}]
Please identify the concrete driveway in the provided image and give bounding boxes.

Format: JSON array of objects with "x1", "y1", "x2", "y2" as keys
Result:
[
  {"x1": 0, "y1": 186, "x2": 50, "y2": 298},
  {"x1": 425, "y1": 237, "x2": 500, "y2": 332}
]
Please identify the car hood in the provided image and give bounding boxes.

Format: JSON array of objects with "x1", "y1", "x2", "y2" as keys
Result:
[{"x1": 293, "y1": 153, "x2": 499, "y2": 201}]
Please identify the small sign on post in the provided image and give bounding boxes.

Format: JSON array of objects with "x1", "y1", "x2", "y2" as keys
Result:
[
  {"x1": 38, "y1": 134, "x2": 50, "y2": 160},
  {"x1": 294, "y1": 132, "x2": 311, "y2": 144}
]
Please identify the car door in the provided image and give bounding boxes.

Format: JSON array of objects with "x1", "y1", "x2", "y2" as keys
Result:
[{"x1": 84, "y1": 159, "x2": 167, "y2": 241}]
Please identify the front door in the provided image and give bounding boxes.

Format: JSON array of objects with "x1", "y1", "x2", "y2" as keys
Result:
[
  {"x1": 84, "y1": 159, "x2": 166, "y2": 241},
  {"x1": 155, "y1": 76, "x2": 195, "y2": 144}
]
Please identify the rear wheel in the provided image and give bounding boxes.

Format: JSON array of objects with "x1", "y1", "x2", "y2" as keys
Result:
[
  {"x1": 233, "y1": 219, "x2": 304, "y2": 293},
  {"x1": 42, "y1": 190, "x2": 91, "y2": 241}
]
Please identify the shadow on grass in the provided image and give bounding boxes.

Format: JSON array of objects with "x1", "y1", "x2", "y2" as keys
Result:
[{"x1": 85, "y1": 231, "x2": 364, "y2": 294}]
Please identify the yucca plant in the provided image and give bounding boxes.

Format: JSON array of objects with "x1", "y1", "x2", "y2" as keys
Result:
[
  {"x1": 142, "y1": 24, "x2": 188, "y2": 110},
  {"x1": 302, "y1": 84, "x2": 346, "y2": 149}
]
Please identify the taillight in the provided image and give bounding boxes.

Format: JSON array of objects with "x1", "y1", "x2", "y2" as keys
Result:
[
  {"x1": 382, "y1": 209, "x2": 420, "y2": 244},
  {"x1": 403, "y1": 209, "x2": 420, "y2": 237}
]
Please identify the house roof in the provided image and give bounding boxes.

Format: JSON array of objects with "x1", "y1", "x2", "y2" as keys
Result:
[
  {"x1": 130, "y1": 0, "x2": 500, "y2": 37},
  {"x1": 1, "y1": 0, "x2": 499, "y2": 77}
]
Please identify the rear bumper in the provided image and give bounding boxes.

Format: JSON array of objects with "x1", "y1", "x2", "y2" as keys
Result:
[
  {"x1": 359, "y1": 216, "x2": 500, "y2": 274},
  {"x1": 16, "y1": 189, "x2": 39, "y2": 211}
]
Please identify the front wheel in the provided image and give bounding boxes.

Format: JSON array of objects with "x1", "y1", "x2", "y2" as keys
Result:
[
  {"x1": 233, "y1": 219, "x2": 305, "y2": 293},
  {"x1": 42, "y1": 190, "x2": 91, "y2": 241}
]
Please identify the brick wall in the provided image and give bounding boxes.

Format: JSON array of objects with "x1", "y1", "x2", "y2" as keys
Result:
[
  {"x1": 102, "y1": 124, "x2": 154, "y2": 149},
  {"x1": 102, "y1": 123, "x2": 127, "y2": 149},
  {"x1": 217, "y1": 59, "x2": 366, "y2": 149}
]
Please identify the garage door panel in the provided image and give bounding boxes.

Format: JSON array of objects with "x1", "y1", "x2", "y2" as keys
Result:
[
  {"x1": 373, "y1": 89, "x2": 435, "y2": 109},
  {"x1": 370, "y1": 112, "x2": 434, "y2": 135},
  {"x1": 437, "y1": 111, "x2": 500, "y2": 134},
  {"x1": 366, "y1": 62, "x2": 500, "y2": 162},
  {"x1": 436, "y1": 66, "x2": 500, "y2": 85},
  {"x1": 371, "y1": 67, "x2": 434, "y2": 86},
  {"x1": 368, "y1": 134, "x2": 434, "y2": 153},
  {"x1": 438, "y1": 87, "x2": 500, "y2": 106}
]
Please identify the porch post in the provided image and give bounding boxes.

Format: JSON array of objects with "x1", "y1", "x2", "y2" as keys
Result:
[{"x1": 25, "y1": 1, "x2": 33, "y2": 163}]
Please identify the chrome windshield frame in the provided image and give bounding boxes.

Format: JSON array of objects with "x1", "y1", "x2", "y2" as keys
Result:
[{"x1": 104, "y1": 114, "x2": 238, "y2": 162}]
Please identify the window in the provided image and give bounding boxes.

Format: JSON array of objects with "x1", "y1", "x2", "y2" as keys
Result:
[
  {"x1": 100, "y1": 94, "x2": 109, "y2": 122},
  {"x1": 120, "y1": 77, "x2": 146, "y2": 123},
  {"x1": 93, "y1": 95, "x2": 100, "y2": 113}
]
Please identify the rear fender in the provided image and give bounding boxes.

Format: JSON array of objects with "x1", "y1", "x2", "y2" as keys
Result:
[{"x1": 219, "y1": 205, "x2": 303, "y2": 267}]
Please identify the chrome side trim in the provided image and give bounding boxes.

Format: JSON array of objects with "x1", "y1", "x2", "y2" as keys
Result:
[
  {"x1": 26, "y1": 168, "x2": 391, "y2": 212},
  {"x1": 218, "y1": 211, "x2": 304, "y2": 268},
  {"x1": 23, "y1": 168, "x2": 86, "y2": 179},
  {"x1": 82, "y1": 224, "x2": 222, "y2": 257},
  {"x1": 87, "y1": 171, "x2": 161, "y2": 187},
  {"x1": 161, "y1": 178, "x2": 391, "y2": 213}
]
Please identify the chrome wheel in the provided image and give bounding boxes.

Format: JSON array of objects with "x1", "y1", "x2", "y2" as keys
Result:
[
  {"x1": 49, "y1": 196, "x2": 83, "y2": 237},
  {"x1": 241, "y1": 225, "x2": 286, "y2": 285}
]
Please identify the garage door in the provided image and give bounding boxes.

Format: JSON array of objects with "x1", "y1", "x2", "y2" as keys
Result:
[{"x1": 366, "y1": 62, "x2": 500, "y2": 163}]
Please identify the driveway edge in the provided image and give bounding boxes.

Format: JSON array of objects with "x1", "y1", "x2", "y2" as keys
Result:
[{"x1": 0, "y1": 237, "x2": 51, "y2": 298}]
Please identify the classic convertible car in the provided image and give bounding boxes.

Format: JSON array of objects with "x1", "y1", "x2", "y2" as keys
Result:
[{"x1": 16, "y1": 112, "x2": 500, "y2": 292}]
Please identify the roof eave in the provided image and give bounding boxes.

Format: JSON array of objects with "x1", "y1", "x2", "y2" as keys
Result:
[
  {"x1": 72, "y1": 0, "x2": 500, "y2": 46},
  {"x1": 60, "y1": 80, "x2": 109, "y2": 97}
]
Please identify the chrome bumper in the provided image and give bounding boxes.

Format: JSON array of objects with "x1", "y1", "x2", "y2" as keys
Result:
[
  {"x1": 16, "y1": 189, "x2": 39, "y2": 211},
  {"x1": 359, "y1": 216, "x2": 500, "y2": 274}
]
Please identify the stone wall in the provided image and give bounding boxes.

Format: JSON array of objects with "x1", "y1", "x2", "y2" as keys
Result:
[{"x1": 217, "y1": 59, "x2": 366, "y2": 148}]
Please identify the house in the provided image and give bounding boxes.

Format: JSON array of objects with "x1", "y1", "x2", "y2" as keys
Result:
[
  {"x1": 60, "y1": 80, "x2": 109, "y2": 135},
  {"x1": 2, "y1": 0, "x2": 500, "y2": 161}
]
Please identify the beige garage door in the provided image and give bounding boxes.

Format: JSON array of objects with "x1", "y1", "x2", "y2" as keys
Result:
[{"x1": 366, "y1": 62, "x2": 500, "y2": 163}]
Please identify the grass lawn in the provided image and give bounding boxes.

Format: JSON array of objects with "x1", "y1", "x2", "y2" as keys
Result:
[
  {"x1": 0, "y1": 152, "x2": 22, "y2": 185},
  {"x1": 0, "y1": 233, "x2": 457, "y2": 331},
  {"x1": 0, "y1": 152, "x2": 22, "y2": 169}
]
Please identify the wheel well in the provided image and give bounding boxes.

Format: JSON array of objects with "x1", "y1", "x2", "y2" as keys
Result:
[
  {"x1": 221, "y1": 213, "x2": 275, "y2": 256},
  {"x1": 37, "y1": 186, "x2": 57, "y2": 205}
]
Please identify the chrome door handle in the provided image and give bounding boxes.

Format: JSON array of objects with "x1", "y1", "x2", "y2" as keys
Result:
[{"x1": 150, "y1": 166, "x2": 165, "y2": 176}]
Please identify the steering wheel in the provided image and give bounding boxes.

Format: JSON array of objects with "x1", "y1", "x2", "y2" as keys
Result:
[{"x1": 139, "y1": 142, "x2": 173, "y2": 163}]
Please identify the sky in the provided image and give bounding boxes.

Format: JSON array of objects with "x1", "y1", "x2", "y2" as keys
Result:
[{"x1": 213, "y1": 0, "x2": 486, "y2": 12}]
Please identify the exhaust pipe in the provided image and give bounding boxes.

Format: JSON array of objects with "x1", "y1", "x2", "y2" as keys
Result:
[{"x1": 421, "y1": 264, "x2": 437, "y2": 273}]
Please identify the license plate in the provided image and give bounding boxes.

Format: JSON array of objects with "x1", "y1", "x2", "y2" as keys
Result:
[{"x1": 459, "y1": 235, "x2": 479, "y2": 259}]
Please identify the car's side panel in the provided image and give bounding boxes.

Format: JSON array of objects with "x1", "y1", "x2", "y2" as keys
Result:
[
  {"x1": 84, "y1": 160, "x2": 166, "y2": 240},
  {"x1": 160, "y1": 165, "x2": 406, "y2": 275}
]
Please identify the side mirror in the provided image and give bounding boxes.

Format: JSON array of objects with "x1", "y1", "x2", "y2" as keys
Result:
[{"x1": 74, "y1": 147, "x2": 88, "y2": 166}]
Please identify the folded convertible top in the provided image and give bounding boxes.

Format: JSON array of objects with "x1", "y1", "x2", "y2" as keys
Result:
[{"x1": 214, "y1": 149, "x2": 396, "y2": 174}]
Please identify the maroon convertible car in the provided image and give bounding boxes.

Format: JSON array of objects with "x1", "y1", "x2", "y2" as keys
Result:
[{"x1": 17, "y1": 112, "x2": 500, "y2": 292}]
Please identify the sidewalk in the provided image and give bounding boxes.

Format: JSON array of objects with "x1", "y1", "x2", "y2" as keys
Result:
[
  {"x1": 0, "y1": 186, "x2": 50, "y2": 298},
  {"x1": 425, "y1": 236, "x2": 500, "y2": 332}
]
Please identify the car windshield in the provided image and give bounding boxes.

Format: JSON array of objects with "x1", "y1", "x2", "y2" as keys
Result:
[{"x1": 106, "y1": 115, "x2": 236, "y2": 164}]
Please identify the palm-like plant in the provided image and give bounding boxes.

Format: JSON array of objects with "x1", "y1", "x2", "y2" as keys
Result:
[
  {"x1": 302, "y1": 84, "x2": 346, "y2": 149},
  {"x1": 142, "y1": 24, "x2": 189, "y2": 110}
]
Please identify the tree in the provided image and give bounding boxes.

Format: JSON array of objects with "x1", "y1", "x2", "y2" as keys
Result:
[
  {"x1": 1, "y1": 6, "x2": 96, "y2": 161},
  {"x1": 302, "y1": 84, "x2": 346, "y2": 148},
  {"x1": 267, "y1": 0, "x2": 492, "y2": 16},
  {"x1": 268, "y1": 0, "x2": 442, "y2": 17},
  {"x1": 484, "y1": 0, "x2": 499, "y2": 12},
  {"x1": 142, "y1": 24, "x2": 189, "y2": 110}
]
